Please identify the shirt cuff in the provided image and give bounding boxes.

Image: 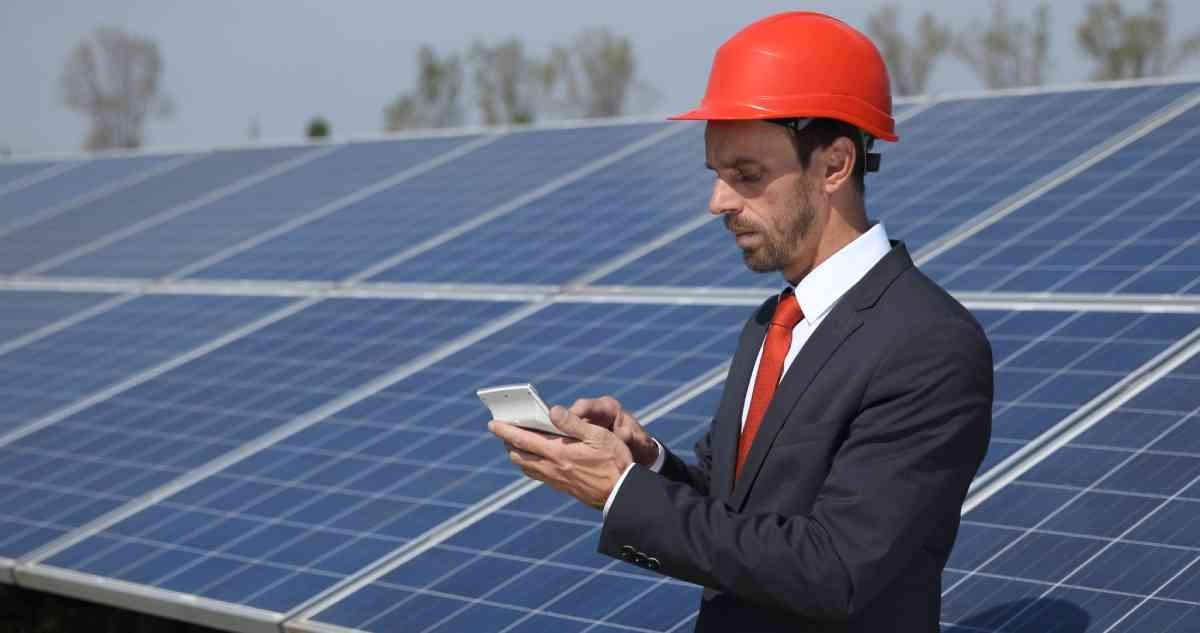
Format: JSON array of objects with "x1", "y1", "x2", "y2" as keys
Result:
[
  {"x1": 603, "y1": 463, "x2": 636, "y2": 519},
  {"x1": 603, "y1": 439, "x2": 664, "y2": 519},
  {"x1": 647, "y1": 437, "x2": 666, "y2": 473}
]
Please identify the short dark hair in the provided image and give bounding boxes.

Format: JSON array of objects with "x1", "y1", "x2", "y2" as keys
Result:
[{"x1": 773, "y1": 118, "x2": 867, "y2": 194}]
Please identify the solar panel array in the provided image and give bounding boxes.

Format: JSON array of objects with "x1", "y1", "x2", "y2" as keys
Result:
[{"x1": 1, "y1": 78, "x2": 1198, "y2": 633}]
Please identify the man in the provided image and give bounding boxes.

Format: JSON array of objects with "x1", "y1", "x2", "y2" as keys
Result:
[{"x1": 489, "y1": 11, "x2": 993, "y2": 633}]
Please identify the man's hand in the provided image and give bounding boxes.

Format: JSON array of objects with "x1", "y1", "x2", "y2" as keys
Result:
[
  {"x1": 570, "y1": 396, "x2": 659, "y2": 467},
  {"x1": 488, "y1": 405, "x2": 634, "y2": 508}
]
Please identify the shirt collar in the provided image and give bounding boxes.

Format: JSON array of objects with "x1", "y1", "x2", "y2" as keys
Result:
[{"x1": 786, "y1": 223, "x2": 892, "y2": 323}]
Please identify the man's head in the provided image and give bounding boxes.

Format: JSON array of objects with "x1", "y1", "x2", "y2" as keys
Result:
[
  {"x1": 705, "y1": 118, "x2": 866, "y2": 282},
  {"x1": 672, "y1": 11, "x2": 897, "y2": 282}
]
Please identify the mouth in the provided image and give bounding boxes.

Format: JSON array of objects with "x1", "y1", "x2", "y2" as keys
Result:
[{"x1": 734, "y1": 231, "x2": 759, "y2": 247}]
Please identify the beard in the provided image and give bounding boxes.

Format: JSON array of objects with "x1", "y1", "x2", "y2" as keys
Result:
[{"x1": 726, "y1": 178, "x2": 818, "y2": 273}]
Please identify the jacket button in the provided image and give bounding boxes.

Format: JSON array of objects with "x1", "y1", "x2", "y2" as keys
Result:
[
  {"x1": 646, "y1": 557, "x2": 661, "y2": 571},
  {"x1": 619, "y1": 545, "x2": 635, "y2": 560},
  {"x1": 633, "y1": 553, "x2": 648, "y2": 566}
]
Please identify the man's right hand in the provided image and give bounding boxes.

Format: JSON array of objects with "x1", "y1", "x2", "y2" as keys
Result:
[{"x1": 570, "y1": 396, "x2": 659, "y2": 468}]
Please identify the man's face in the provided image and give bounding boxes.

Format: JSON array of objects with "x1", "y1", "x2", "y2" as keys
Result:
[{"x1": 704, "y1": 121, "x2": 825, "y2": 281}]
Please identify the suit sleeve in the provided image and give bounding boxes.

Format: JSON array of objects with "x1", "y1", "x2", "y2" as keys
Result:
[
  {"x1": 657, "y1": 428, "x2": 713, "y2": 497},
  {"x1": 598, "y1": 318, "x2": 993, "y2": 621}
]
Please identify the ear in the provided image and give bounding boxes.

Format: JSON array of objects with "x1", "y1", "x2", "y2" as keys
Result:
[{"x1": 820, "y1": 136, "x2": 857, "y2": 194}]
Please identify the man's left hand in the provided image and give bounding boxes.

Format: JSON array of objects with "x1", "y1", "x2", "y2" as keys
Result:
[{"x1": 488, "y1": 405, "x2": 634, "y2": 508}]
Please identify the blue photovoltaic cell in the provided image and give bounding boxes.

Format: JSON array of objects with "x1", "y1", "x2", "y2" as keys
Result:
[
  {"x1": 0, "y1": 294, "x2": 287, "y2": 433},
  {"x1": 928, "y1": 102, "x2": 1200, "y2": 295},
  {"x1": 186, "y1": 123, "x2": 666, "y2": 281},
  {"x1": 596, "y1": 83, "x2": 1197, "y2": 288},
  {"x1": 369, "y1": 125, "x2": 707, "y2": 285},
  {"x1": 943, "y1": 353, "x2": 1200, "y2": 632},
  {"x1": 0, "y1": 146, "x2": 318, "y2": 274},
  {"x1": 980, "y1": 310, "x2": 1200, "y2": 475},
  {"x1": 307, "y1": 386, "x2": 724, "y2": 633},
  {"x1": 0, "y1": 161, "x2": 65, "y2": 188},
  {"x1": 40, "y1": 301, "x2": 749, "y2": 615},
  {"x1": 0, "y1": 290, "x2": 113, "y2": 344},
  {"x1": 46, "y1": 136, "x2": 477, "y2": 279},
  {"x1": 301, "y1": 309, "x2": 1200, "y2": 632},
  {"x1": 0, "y1": 297, "x2": 516, "y2": 561},
  {"x1": 0, "y1": 154, "x2": 181, "y2": 232}
]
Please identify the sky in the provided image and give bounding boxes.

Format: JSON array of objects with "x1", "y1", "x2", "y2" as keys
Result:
[{"x1": 3, "y1": 0, "x2": 1199, "y2": 156}]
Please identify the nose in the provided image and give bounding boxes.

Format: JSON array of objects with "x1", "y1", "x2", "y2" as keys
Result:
[{"x1": 708, "y1": 177, "x2": 742, "y2": 216}]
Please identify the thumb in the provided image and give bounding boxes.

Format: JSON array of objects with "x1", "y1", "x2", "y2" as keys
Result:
[{"x1": 549, "y1": 405, "x2": 602, "y2": 440}]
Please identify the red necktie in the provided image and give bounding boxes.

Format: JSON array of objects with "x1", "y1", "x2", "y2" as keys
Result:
[{"x1": 736, "y1": 289, "x2": 804, "y2": 480}]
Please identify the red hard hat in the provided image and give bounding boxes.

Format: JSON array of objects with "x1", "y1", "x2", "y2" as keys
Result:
[{"x1": 671, "y1": 11, "x2": 898, "y2": 143}]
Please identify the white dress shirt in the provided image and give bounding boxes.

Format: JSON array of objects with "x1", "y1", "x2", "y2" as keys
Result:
[{"x1": 603, "y1": 223, "x2": 893, "y2": 517}]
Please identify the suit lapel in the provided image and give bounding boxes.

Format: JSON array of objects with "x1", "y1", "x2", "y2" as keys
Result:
[
  {"x1": 729, "y1": 242, "x2": 915, "y2": 507},
  {"x1": 711, "y1": 299, "x2": 773, "y2": 499}
]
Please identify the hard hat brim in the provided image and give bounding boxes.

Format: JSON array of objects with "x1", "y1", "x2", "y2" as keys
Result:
[{"x1": 668, "y1": 100, "x2": 899, "y2": 143}]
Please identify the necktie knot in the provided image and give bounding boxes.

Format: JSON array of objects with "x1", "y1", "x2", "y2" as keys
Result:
[{"x1": 771, "y1": 289, "x2": 804, "y2": 329}]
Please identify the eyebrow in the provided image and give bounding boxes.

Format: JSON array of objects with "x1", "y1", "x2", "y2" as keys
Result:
[{"x1": 704, "y1": 156, "x2": 764, "y2": 171}]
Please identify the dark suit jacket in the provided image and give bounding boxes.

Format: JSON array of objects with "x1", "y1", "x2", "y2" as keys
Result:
[{"x1": 599, "y1": 243, "x2": 993, "y2": 632}]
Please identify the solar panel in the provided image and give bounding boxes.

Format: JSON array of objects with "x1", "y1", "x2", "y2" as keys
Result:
[
  {"x1": 293, "y1": 385, "x2": 723, "y2": 633},
  {"x1": 926, "y1": 101, "x2": 1200, "y2": 295},
  {"x1": 185, "y1": 124, "x2": 669, "y2": 281},
  {"x1": 285, "y1": 307, "x2": 1200, "y2": 633},
  {"x1": 0, "y1": 154, "x2": 183, "y2": 235},
  {"x1": 0, "y1": 297, "x2": 518, "y2": 566},
  {"x1": 25, "y1": 301, "x2": 748, "y2": 624},
  {"x1": 0, "y1": 79, "x2": 1198, "y2": 633},
  {"x1": 366, "y1": 125, "x2": 705, "y2": 285},
  {"x1": 594, "y1": 83, "x2": 1199, "y2": 289},
  {"x1": 980, "y1": 310, "x2": 1200, "y2": 474},
  {"x1": 0, "y1": 146, "x2": 321, "y2": 274},
  {"x1": 0, "y1": 294, "x2": 288, "y2": 433},
  {"x1": 942, "y1": 351, "x2": 1200, "y2": 632},
  {"x1": 0, "y1": 161, "x2": 68, "y2": 189},
  {"x1": 0, "y1": 290, "x2": 113, "y2": 344},
  {"x1": 43, "y1": 136, "x2": 480, "y2": 279}
]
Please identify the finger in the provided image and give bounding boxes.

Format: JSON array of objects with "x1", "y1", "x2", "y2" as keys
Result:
[
  {"x1": 569, "y1": 398, "x2": 607, "y2": 428},
  {"x1": 507, "y1": 444, "x2": 544, "y2": 465},
  {"x1": 489, "y1": 421, "x2": 555, "y2": 456},
  {"x1": 596, "y1": 395, "x2": 625, "y2": 424},
  {"x1": 549, "y1": 405, "x2": 604, "y2": 440},
  {"x1": 568, "y1": 397, "x2": 619, "y2": 428}
]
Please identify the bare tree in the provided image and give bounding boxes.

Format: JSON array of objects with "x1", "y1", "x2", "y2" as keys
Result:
[
  {"x1": 384, "y1": 45, "x2": 465, "y2": 131},
  {"x1": 60, "y1": 27, "x2": 172, "y2": 150},
  {"x1": 470, "y1": 38, "x2": 555, "y2": 125},
  {"x1": 867, "y1": 5, "x2": 951, "y2": 96},
  {"x1": 548, "y1": 28, "x2": 656, "y2": 117},
  {"x1": 1078, "y1": 0, "x2": 1200, "y2": 80},
  {"x1": 953, "y1": 0, "x2": 1051, "y2": 89}
]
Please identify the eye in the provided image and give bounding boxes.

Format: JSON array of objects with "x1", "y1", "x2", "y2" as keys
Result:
[{"x1": 737, "y1": 170, "x2": 762, "y2": 184}]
